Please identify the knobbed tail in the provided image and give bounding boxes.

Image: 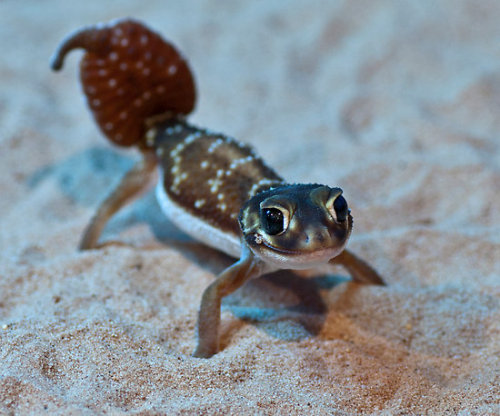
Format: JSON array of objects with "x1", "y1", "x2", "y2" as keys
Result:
[{"x1": 51, "y1": 18, "x2": 196, "y2": 147}]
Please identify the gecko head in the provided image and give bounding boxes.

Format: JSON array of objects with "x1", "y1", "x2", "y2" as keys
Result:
[{"x1": 239, "y1": 184, "x2": 353, "y2": 269}]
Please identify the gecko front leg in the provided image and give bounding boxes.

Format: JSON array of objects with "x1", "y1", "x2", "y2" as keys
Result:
[
  {"x1": 330, "y1": 249, "x2": 385, "y2": 286},
  {"x1": 194, "y1": 245, "x2": 263, "y2": 358}
]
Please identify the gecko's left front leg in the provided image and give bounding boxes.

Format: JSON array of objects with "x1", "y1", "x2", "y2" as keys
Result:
[
  {"x1": 193, "y1": 245, "x2": 262, "y2": 358},
  {"x1": 330, "y1": 249, "x2": 386, "y2": 286}
]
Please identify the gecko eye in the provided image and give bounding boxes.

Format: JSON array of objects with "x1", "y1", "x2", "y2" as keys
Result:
[
  {"x1": 332, "y1": 195, "x2": 348, "y2": 222},
  {"x1": 260, "y1": 208, "x2": 288, "y2": 235}
]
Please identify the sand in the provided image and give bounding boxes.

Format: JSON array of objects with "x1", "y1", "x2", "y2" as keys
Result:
[{"x1": 1, "y1": 0, "x2": 499, "y2": 414}]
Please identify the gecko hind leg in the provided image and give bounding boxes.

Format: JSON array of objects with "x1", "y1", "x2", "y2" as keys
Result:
[{"x1": 79, "y1": 149, "x2": 158, "y2": 250}]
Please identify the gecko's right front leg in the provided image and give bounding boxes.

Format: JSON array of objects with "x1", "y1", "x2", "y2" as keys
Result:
[
  {"x1": 193, "y1": 245, "x2": 263, "y2": 358},
  {"x1": 79, "y1": 149, "x2": 158, "y2": 250}
]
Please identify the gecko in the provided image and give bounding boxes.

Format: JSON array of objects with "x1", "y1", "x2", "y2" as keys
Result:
[{"x1": 51, "y1": 18, "x2": 385, "y2": 358}]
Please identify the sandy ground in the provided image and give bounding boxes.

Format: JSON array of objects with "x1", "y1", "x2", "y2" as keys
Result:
[{"x1": 1, "y1": 0, "x2": 499, "y2": 414}]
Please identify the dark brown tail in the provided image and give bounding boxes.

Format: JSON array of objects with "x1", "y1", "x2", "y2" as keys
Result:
[{"x1": 51, "y1": 18, "x2": 196, "y2": 147}]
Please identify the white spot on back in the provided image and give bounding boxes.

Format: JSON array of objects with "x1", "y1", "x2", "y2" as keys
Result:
[
  {"x1": 229, "y1": 156, "x2": 254, "y2": 170},
  {"x1": 194, "y1": 199, "x2": 206, "y2": 209},
  {"x1": 208, "y1": 178, "x2": 222, "y2": 193},
  {"x1": 249, "y1": 179, "x2": 279, "y2": 197},
  {"x1": 170, "y1": 141, "x2": 186, "y2": 157},
  {"x1": 184, "y1": 132, "x2": 201, "y2": 145},
  {"x1": 207, "y1": 138, "x2": 224, "y2": 154}
]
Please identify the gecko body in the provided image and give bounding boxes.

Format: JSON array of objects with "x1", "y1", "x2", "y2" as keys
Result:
[{"x1": 52, "y1": 19, "x2": 384, "y2": 358}]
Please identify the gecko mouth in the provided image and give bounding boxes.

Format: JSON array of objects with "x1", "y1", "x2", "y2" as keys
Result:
[
  {"x1": 257, "y1": 236, "x2": 346, "y2": 258},
  {"x1": 250, "y1": 235, "x2": 348, "y2": 269}
]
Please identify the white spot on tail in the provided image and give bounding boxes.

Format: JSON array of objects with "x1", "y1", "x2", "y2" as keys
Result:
[{"x1": 168, "y1": 65, "x2": 177, "y2": 75}]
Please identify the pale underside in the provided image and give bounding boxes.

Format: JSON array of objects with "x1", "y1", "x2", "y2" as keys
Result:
[{"x1": 155, "y1": 175, "x2": 242, "y2": 259}]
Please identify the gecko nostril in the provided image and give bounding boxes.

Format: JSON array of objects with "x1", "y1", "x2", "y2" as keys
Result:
[{"x1": 315, "y1": 232, "x2": 325, "y2": 244}]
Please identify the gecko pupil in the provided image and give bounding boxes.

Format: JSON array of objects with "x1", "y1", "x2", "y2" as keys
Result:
[
  {"x1": 333, "y1": 195, "x2": 348, "y2": 222},
  {"x1": 261, "y1": 208, "x2": 284, "y2": 235}
]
